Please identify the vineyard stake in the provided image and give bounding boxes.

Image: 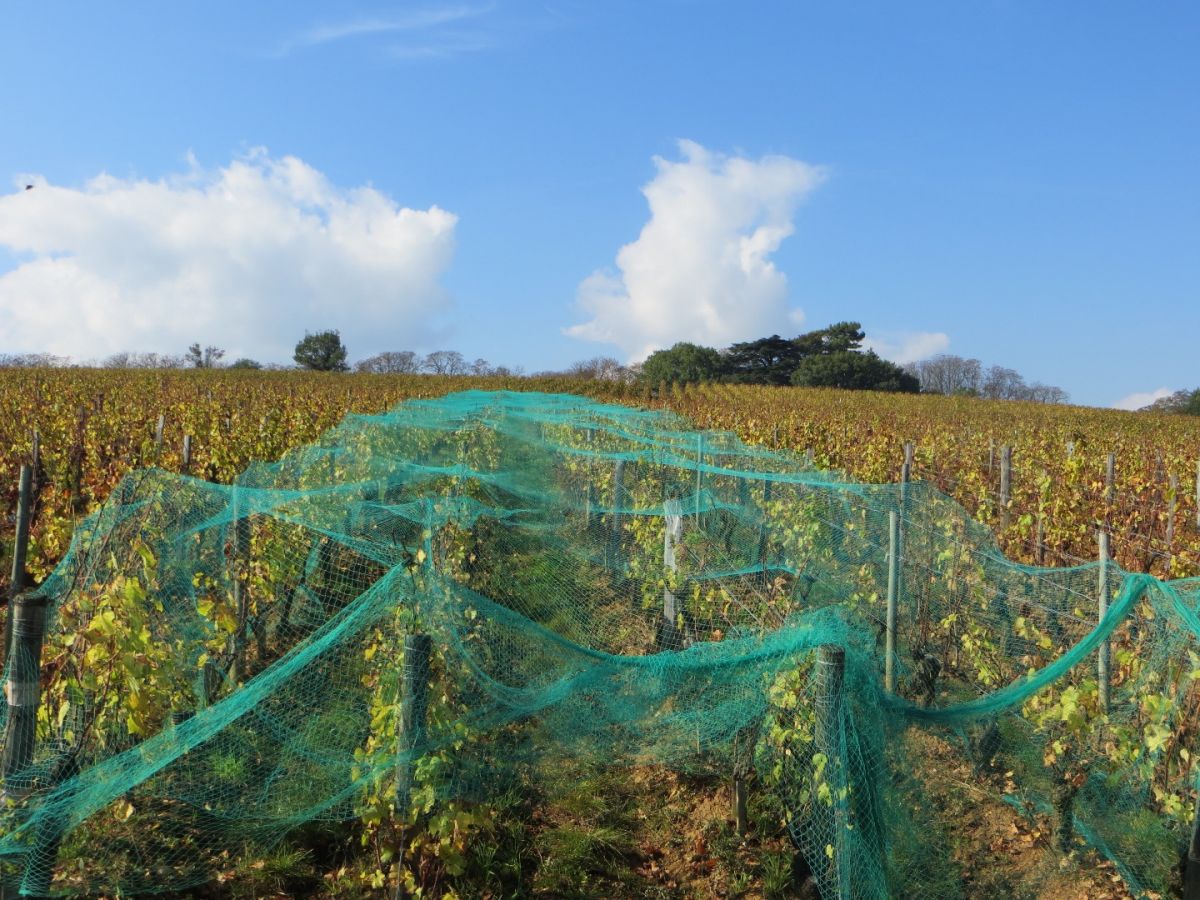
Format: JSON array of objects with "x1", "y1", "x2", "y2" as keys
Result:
[
  {"x1": 584, "y1": 428, "x2": 595, "y2": 528},
  {"x1": 1190, "y1": 460, "x2": 1200, "y2": 532},
  {"x1": 609, "y1": 459, "x2": 625, "y2": 569},
  {"x1": 1184, "y1": 792, "x2": 1200, "y2": 900},
  {"x1": 154, "y1": 414, "x2": 165, "y2": 462},
  {"x1": 1105, "y1": 452, "x2": 1116, "y2": 506},
  {"x1": 230, "y1": 485, "x2": 250, "y2": 682},
  {"x1": 757, "y1": 480, "x2": 772, "y2": 583},
  {"x1": 68, "y1": 408, "x2": 85, "y2": 514},
  {"x1": 659, "y1": 499, "x2": 684, "y2": 650},
  {"x1": 999, "y1": 446, "x2": 1012, "y2": 531},
  {"x1": 2, "y1": 594, "x2": 47, "y2": 790},
  {"x1": 731, "y1": 710, "x2": 760, "y2": 838},
  {"x1": 6, "y1": 465, "x2": 33, "y2": 664},
  {"x1": 423, "y1": 498, "x2": 434, "y2": 570},
  {"x1": 815, "y1": 645, "x2": 848, "y2": 896},
  {"x1": 1195, "y1": 459, "x2": 1200, "y2": 529},
  {"x1": 695, "y1": 434, "x2": 705, "y2": 525},
  {"x1": 395, "y1": 633, "x2": 432, "y2": 819},
  {"x1": 1166, "y1": 473, "x2": 1178, "y2": 552},
  {"x1": 900, "y1": 445, "x2": 913, "y2": 636},
  {"x1": 2, "y1": 593, "x2": 56, "y2": 896},
  {"x1": 732, "y1": 769, "x2": 749, "y2": 836},
  {"x1": 30, "y1": 429, "x2": 40, "y2": 496},
  {"x1": 182, "y1": 435, "x2": 192, "y2": 475},
  {"x1": 1097, "y1": 531, "x2": 1110, "y2": 714},
  {"x1": 885, "y1": 511, "x2": 899, "y2": 693}
]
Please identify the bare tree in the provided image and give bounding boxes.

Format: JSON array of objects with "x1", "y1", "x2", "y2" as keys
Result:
[
  {"x1": 567, "y1": 356, "x2": 631, "y2": 381},
  {"x1": 980, "y1": 366, "x2": 1025, "y2": 400},
  {"x1": 0, "y1": 353, "x2": 70, "y2": 368},
  {"x1": 355, "y1": 351, "x2": 422, "y2": 374},
  {"x1": 1021, "y1": 383, "x2": 1069, "y2": 404},
  {"x1": 104, "y1": 351, "x2": 185, "y2": 369},
  {"x1": 470, "y1": 358, "x2": 492, "y2": 376},
  {"x1": 422, "y1": 350, "x2": 469, "y2": 375},
  {"x1": 907, "y1": 354, "x2": 982, "y2": 395}
]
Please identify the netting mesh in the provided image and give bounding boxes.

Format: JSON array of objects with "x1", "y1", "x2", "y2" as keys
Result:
[{"x1": 1, "y1": 390, "x2": 1198, "y2": 896}]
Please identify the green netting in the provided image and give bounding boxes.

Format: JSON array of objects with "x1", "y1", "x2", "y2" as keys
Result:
[{"x1": 1, "y1": 390, "x2": 1198, "y2": 896}]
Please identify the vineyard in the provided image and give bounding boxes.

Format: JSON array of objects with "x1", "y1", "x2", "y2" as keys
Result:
[
  {"x1": 1, "y1": 371, "x2": 1200, "y2": 898},
  {"x1": 3, "y1": 371, "x2": 1199, "y2": 601}
]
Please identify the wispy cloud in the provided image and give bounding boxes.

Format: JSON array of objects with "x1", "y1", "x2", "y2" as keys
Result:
[
  {"x1": 863, "y1": 330, "x2": 950, "y2": 365},
  {"x1": 275, "y1": 4, "x2": 494, "y2": 58},
  {"x1": 1113, "y1": 387, "x2": 1174, "y2": 411},
  {"x1": 387, "y1": 29, "x2": 497, "y2": 60}
]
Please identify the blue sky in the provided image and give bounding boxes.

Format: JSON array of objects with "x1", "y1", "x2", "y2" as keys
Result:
[{"x1": 0, "y1": 1, "x2": 1196, "y2": 407}]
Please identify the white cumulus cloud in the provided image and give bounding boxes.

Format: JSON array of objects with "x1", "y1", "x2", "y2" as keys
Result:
[
  {"x1": 0, "y1": 150, "x2": 457, "y2": 363},
  {"x1": 1113, "y1": 387, "x2": 1174, "y2": 411},
  {"x1": 565, "y1": 140, "x2": 824, "y2": 362},
  {"x1": 862, "y1": 330, "x2": 950, "y2": 365}
]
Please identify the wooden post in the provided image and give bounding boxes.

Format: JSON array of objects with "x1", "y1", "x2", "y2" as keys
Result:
[
  {"x1": 423, "y1": 498, "x2": 434, "y2": 570},
  {"x1": 731, "y1": 721, "x2": 761, "y2": 839},
  {"x1": 1036, "y1": 515, "x2": 1046, "y2": 566},
  {"x1": 1183, "y1": 792, "x2": 1200, "y2": 900},
  {"x1": 68, "y1": 408, "x2": 85, "y2": 514},
  {"x1": 3, "y1": 594, "x2": 48, "y2": 792},
  {"x1": 1195, "y1": 459, "x2": 1200, "y2": 530},
  {"x1": 584, "y1": 428, "x2": 596, "y2": 528},
  {"x1": 733, "y1": 775, "x2": 749, "y2": 836},
  {"x1": 3, "y1": 594, "x2": 54, "y2": 897},
  {"x1": 9, "y1": 464, "x2": 32, "y2": 596},
  {"x1": 1105, "y1": 452, "x2": 1116, "y2": 505},
  {"x1": 987, "y1": 438, "x2": 995, "y2": 480},
  {"x1": 695, "y1": 434, "x2": 705, "y2": 525},
  {"x1": 815, "y1": 645, "x2": 848, "y2": 896},
  {"x1": 21, "y1": 756, "x2": 76, "y2": 898},
  {"x1": 1166, "y1": 473, "x2": 1178, "y2": 550},
  {"x1": 758, "y1": 480, "x2": 773, "y2": 582},
  {"x1": 7, "y1": 465, "x2": 33, "y2": 664},
  {"x1": 609, "y1": 459, "x2": 625, "y2": 568},
  {"x1": 30, "y1": 429, "x2": 40, "y2": 495},
  {"x1": 999, "y1": 445, "x2": 1012, "y2": 529},
  {"x1": 154, "y1": 414, "x2": 165, "y2": 461},
  {"x1": 1097, "y1": 531, "x2": 1110, "y2": 715},
  {"x1": 182, "y1": 435, "x2": 192, "y2": 475},
  {"x1": 230, "y1": 485, "x2": 249, "y2": 682},
  {"x1": 772, "y1": 424, "x2": 780, "y2": 448},
  {"x1": 659, "y1": 500, "x2": 684, "y2": 650},
  {"x1": 885, "y1": 511, "x2": 899, "y2": 693},
  {"x1": 395, "y1": 633, "x2": 432, "y2": 818},
  {"x1": 900, "y1": 446, "x2": 912, "y2": 635}
]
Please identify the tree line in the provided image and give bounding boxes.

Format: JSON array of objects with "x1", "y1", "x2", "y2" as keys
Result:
[
  {"x1": 905, "y1": 354, "x2": 1069, "y2": 403},
  {"x1": 616, "y1": 323, "x2": 1073, "y2": 403},
  {"x1": 0, "y1": 325, "x2": 1095, "y2": 407},
  {"x1": 638, "y1": 322, "x2": 920, "y2": 392},
  {"x1": 1141, "y1": 389, "x2": 1200, "y2": 416}
]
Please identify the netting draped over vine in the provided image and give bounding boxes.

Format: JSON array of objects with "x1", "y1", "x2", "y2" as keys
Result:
[{"x1": 1, "y1": 390, "x2": 1199, "y2": 896}]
